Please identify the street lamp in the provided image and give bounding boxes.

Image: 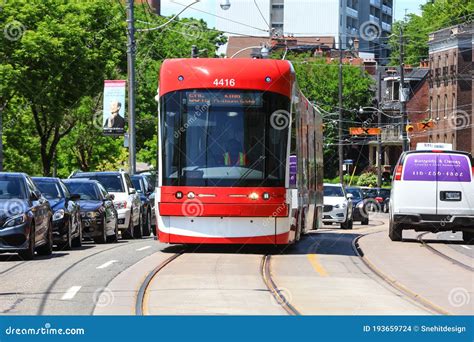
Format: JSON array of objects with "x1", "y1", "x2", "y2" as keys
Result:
[{"x1": 220, "y1": 0, "x2": 231, "y2": 10}]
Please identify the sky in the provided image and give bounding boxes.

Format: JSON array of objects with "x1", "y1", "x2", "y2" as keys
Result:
[{"x1": 160, "y1": 0, "x2": 430, "y2": 30}]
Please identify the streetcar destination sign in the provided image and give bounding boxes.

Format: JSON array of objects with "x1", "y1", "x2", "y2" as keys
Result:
[{"x1": 186, "y1": 91, "x2": 263, "y2": 107}]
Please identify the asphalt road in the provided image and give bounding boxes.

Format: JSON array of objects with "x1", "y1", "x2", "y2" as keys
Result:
[{"x1": 1, "y1": 213, "x2": 472, "y2": 316}]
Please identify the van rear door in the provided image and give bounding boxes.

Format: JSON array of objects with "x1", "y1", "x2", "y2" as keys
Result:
[
  {"x1": 396, "y1": 152, "x2": 437, "y2": 214},
  {"x1": 436, "y1": 152, "x2": 474, "y2": 216}
]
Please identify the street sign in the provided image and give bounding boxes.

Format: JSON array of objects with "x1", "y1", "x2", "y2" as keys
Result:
[
  {"x1": 344, "y1": 159, "x2": 354, "y2": 165},
  {"x1": 349, "y1": 127, "x2": 381, "y2": 135}
]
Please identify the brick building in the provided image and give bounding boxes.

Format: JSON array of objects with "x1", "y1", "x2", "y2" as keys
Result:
[{"x1": 426, "y1": 23, "x2": 473, "y2": 154}]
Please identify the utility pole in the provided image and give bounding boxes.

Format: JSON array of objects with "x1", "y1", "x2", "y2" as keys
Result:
[
  {"x1": 338, "y1": 35, "x2": 344, "y2": 184},
  {"x1": 399, "y1": 25, "x2": 409, "y2": 152},
  {"x1": 376, "y1": 69, "x2": 382, "y2": 188},
  {"x1": 126, "y1": 0, "x2": 136, "y2": 175}
]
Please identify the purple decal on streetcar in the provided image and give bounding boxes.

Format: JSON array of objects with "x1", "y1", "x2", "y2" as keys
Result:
[
  {"x1": 289, "y1": 155, "x2": 297, "y2": 186},
  {"x1": 403, "y1": 153, "x2": 472, "y2": 182}
]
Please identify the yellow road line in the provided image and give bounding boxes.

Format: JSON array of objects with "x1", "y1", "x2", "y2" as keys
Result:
[{"x1": 307, "y1": 254, "x2": 329, "y2": 277}]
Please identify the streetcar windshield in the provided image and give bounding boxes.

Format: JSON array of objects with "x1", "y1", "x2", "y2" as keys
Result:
[{"x1": 161, "y1": 90, "x2": 290, "y2": 187}]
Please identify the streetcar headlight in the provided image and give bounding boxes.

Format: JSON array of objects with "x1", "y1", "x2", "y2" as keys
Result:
[
  {"x1": 175, "y1": 191, "x2": 183, "y2": 199},
  {"x1": 262, "y1": 192, "x2": 270, "y2": 200},
  {"x1": 86, "y1": 211, "x2": 98, "y2": 218},
  {"x1": 249, "y1": 192, "x2": 259, "y2": 200}
]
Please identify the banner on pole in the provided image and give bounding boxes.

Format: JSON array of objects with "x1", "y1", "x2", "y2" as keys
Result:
[{"x1": 103, "y1": 80, "x2": 126, "y2": 135}]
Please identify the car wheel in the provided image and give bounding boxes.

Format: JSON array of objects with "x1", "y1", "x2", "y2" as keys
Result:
[
  {"x1": 19, "y1": 222, "x2": 35, "y2": 260},
  {"x1": 134, "y1": 211, "x2": 143, "y2": 239},
  {"x1": 388, "y1": 219, "x2": 403, "y2": 241},
  {"x1": 59, "y1": 223, "x2": 72, "y2": 250},
  {"x1": 71, "y1": 220, "x2": 82, "y2": 248},
  {"x1": 37, "y1": 221, "x2": 53, "y2": 256},
  {"x1": 123, "y1": 213, "x2": 134, "y2": 239},
  {"x1": 361, "y1": 217, "x2": 369, "y2": 225},
  {"x1": 107, "y1": 222, "x2": 119, "y2": 243},
  {"x1": 341, "y1": 219, "x2": 353, "y2": 230},
  {"x1": 143, "y1": 211, "x2": 151, "y2": 237},
  {"x1": 462, "y1": 232, "x2": 474, "y2": 244},
  {"x1": 94, "y1": 218, "x2": 107, "y2": 244}
]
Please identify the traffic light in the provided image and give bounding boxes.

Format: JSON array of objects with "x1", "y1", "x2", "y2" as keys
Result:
[{"x1": 406, "y1": 124, "x2": 415, "y2": 133}]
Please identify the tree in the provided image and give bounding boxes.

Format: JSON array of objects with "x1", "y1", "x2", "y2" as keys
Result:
[
  {"x1": 389, "y1": 0, "x2": 474, "y2": 65},
  {"x1": 287, "y1": 54, "x2": 374, "y2": 177},
  {"x1": 1, "y1": 0, "x2": 126, "y2": 175}
]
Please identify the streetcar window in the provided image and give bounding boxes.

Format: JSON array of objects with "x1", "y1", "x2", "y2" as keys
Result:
[{"x1": 160, "y1": 90, "x2": 290, "y2": 187}]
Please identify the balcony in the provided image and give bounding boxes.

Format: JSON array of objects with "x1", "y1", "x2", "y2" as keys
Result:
[
  {"x1": 381, "y1": 126, "x2": 402, "y2": 144},
  {"x1": 346, "y1": 6, "x2": 358, "y2": 18},
  {"x1": 370, "y1": 0, "x2": 381, "y2": 7},
  {"x1": 382, "y1": 22, "x2": 391, "y2": 32},
  {"x1": 369, "y1": 15, "x2": 380, "y2": 25},
  {"x1": 382, "y1": 4, "x2": 392, "y2": 16}
]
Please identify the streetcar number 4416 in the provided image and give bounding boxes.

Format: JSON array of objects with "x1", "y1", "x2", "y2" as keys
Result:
[{"x1": 213, "y1": 78, "x2": 236, "y2": 87}]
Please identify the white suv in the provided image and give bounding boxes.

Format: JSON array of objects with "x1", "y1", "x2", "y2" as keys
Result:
[
  {"x1": 389, "y1": 147, "x2": 474, "y2": 243},
  {"x1": 71, "y1": 171, "x2": 143, "y2": 239},
  {"x1": 323, "y1": 183, "x2": 353, "y2": 229}
]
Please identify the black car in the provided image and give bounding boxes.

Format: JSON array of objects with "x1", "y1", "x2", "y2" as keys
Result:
[
  {"x1": 32, "y1": 177, "x2": 82, "y2": 249},
  {"x1": 63, "y1": 179, "x2": 118, "y2": 244},
  {"x1": 345, "y1": 187, "x2": 369, "y2": 225},
  {"x1": 376, "y1": 188, "x2": 391, "y2": 213},
  {"x1": 0, "y1": 173, "x2": 53, "y2": 260},
  {"x1": 131, "y1": 174, "x2": 155, "y2": 236}
]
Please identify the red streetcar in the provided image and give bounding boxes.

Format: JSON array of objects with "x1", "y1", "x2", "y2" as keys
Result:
[{"x1": 155, "y1": 58, "x2": 323, "y2": 244}]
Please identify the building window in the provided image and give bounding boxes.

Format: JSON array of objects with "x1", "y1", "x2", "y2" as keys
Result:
[
  {"x1": 436, "y1": 95, "x2": 440, "y2": 120},
  {"x1": 429, "y1": 96, "x2": 433, "y2": 119},
  {"x1": 452, "y1": 93, "x2": 456, "y2": 118},
  {"x1": 444, "y1": 94, "x2": 448, "y2": 119}
]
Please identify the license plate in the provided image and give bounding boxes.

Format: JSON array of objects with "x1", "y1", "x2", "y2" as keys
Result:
[{"x1": 441, "y1": 191, "x2": 461, "y2": 201}]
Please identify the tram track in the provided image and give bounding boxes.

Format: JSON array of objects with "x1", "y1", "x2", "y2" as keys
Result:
[
  {"x1": 417, "y1": 233, "x2": 473, "y2": 272},
  {"x1": 135, "y1": 252, "x2": 183, "y2": 315},
  {"x1": 352, "y1": 233, "x2": 450, "y2": 315},
  {"x1": 261, "y1": 254, "x2": 300, "y2": 315}
]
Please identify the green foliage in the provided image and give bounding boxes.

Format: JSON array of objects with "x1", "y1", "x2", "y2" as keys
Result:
[
  {"x1": 356, "y1": 172, "x2": 378, "y2": 187},
  {"x1": 287, "y1": 53, "x2": 374, "y2": 177},
  {"x1": 1, "y1": 1, "x2": 226, "y2": 175},
  {"x1": 389, "y1": 0, "x2": 474, "y2": 65}
]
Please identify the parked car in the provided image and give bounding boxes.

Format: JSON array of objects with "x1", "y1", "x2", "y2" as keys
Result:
[
  {"x1": 131, "y1": 174, "x2": 155, "y2": 237},
  {"x1": 389, "y1": 147, "x2": 474, "y2": 243},
  {"x1": 70, "y1": 171, "x2": 142, "y2": 239},
  {"x1": 375, "y1": 188, "x2": 391, "y2": 213},
  {"x1": 323, "y1": 183, "x2": 353, "y2": 229},
  {"x1": 63, "y1": 179, "x2": 118, "y2": 244},
  {"x1": 32, "y1": 177, "x2": 82, "y2": 249},
  {"x1": 345, "y1": 186, "x2": 369, "y2": 225},
  {"x1": 0, "y1": 173, "x2": 53, "y2": 260}
]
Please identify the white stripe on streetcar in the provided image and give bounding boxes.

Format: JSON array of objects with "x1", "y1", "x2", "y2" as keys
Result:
[
  {"x1": 460, "y1": 245, "x2": 471, "y2": 250},
  {"x1": 136, "y1": 246, "x2": 151, "y2": 251},
  {"x1": 96, "y1": 260, "x2": 118, "y2": 269},
  {"x1": 61, "y1": 286, "x2": 81, "y2": 300}
]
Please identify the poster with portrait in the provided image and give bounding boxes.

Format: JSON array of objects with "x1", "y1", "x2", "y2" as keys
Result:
[{"x1": 103, "y1": 80, "x2": 126, "y2": 135}]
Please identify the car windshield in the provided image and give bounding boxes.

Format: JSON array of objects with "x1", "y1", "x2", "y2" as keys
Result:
[
  {"x1": 0, "y1": 176, "x2": 27, "y2": 200},
  {"x1": 34, "y1": 181, "x2": 63, "y2": 199},
  {"x1": 346, "y1": 188, "x2": 362, "y2": 199},
  {"x1": 323, "y1": 186, "x2": 344, "y2": 197},
  {"x1": 131, "y1": 178, "x2": 143, "y2": 192},
  {"x1": 64, "y1": 182, "x2": 100, "y2": 201},
  {"x1": 378, "y1": 189, "x2": 390, "y2": 197},
  {"x1": 74, "y1": 174, "x2": 124, "y2": 193},
  {"x1": 161, "y1": 90, "x2": 290, "y2": 187}
]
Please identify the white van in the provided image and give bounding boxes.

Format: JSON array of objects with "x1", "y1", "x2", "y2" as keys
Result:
[{"x1": 389, "y1": 146, "x2": 474, "y2": 243}]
